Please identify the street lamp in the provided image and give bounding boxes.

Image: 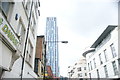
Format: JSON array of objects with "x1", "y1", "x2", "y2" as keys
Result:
[
  {"x1": 61, "y1": 41, "x2": 68, "y2": 44},
  {"x1": 45, "y1": 41, "x2": 68, "y2": 43},
  {"x1": 43, "y1": 40, "x2": 68, "y2": 80}
]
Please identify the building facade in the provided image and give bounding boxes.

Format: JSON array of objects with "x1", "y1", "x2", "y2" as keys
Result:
[
  {"x1": 118, "y1": 2, "x2": 120, "y2": 78},
  {"x1": 68, "y1": 56, "x2": 88, "y2": 79},
  {"x1": 34, "y1": 36, "x2": 46, "y2": 78},
  {"x1": 119, "y1": 2, "x2": 120, "y2": 78},
  {"x1": 83, "y1": 25, "x2": 119, "y2": 79},
  {"x1": 0, "y1": 0, "x2": 40, "y2": 78},
  {"x1": 46, "y1": 17, "x2": 59, "y2": 77}
]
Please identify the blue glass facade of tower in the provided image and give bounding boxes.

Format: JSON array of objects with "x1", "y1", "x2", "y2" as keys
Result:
[{"x1": 46, "y1": 17, "x2": 59, "y2": 77}]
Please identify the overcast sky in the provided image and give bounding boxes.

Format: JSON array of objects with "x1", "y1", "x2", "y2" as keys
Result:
[{"x1": 37, "y1": 0, "x2": 118, "y2": 77}]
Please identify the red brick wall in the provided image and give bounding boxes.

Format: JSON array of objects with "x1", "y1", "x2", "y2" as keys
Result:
[{"x1": 36, "y1": 37, "x2": 43, "y2": 60}]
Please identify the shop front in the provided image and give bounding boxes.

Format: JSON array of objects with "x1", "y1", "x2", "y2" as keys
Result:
[{"x1": 0, "y1": 12, "x2": 20, "y2": 77}]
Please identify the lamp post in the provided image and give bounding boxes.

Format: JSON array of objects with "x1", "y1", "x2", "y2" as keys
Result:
[
  {"x1": 20, "y1": 1, "x2": 33, "y2": 80},
  {"x1": 43, "y1": 41, "x2": 68, "y2": 80},
  {"x1": 46, "y1": 41, "x2": 68, "y2": 43}
]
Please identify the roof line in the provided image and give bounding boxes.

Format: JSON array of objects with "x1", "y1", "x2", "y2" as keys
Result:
[{"x1": 91, "y1": 25, "x2": 117, "y2": 48}]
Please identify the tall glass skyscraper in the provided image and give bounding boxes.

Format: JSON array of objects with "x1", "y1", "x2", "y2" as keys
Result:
[{"x1": 46, "y1": 17, "x2": 59, "y2": 77}]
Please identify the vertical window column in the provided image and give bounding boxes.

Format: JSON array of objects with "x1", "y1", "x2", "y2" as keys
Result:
[
  {"x1": 99, "y1": 53, "x2": 103, "y2": 65},
  {"x1": 104, "y1": 49, "x2": 108, "y2": 62},
  {"x1": 104, "y1": 65, "x2": 108, "y2": 78},
  {"x1": 0, "y1": 68, "x2": 2, "y2": 78},
  {"x1": 118, "y1": 58, "x2": 120, "y2": 76},
  {"x1": 90, "y1": 61, "x2": 93, "y2": 70},
  {"x1": 88, "y1": 63, "x2": 90, "y2": 71},
  {"x1": 97, "y1": 69, "x2": 100, "y2": 79},
  {"x1": 110, "y1": 43, "x2": 117, "y2": 58},
  {"x1": 93, "y1": 58, "x2": 96, "y2": 68},
  {"x1": 112, "y1": 61, "x2": 118, "y2": 75}
]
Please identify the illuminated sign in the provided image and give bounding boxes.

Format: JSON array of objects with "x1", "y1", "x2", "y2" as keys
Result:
[{"x1": 0, "y1": 13, "x2": 19, "y2": 50}]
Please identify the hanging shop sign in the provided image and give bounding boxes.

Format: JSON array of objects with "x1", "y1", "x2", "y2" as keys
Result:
[{"x1": 0, "y1": 13, "x2": 19, "y2": 50}]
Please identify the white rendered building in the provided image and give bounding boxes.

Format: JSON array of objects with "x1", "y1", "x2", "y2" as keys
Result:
[
  {"x1": 0, "y1": 0, "x2": 40, "y2": 78},
  {"x1": 68, "y1": 56, "x2": 88, "y2": 79},
  {"x1": 83, "y1": 25, "x2": 119, "y2": 79}
]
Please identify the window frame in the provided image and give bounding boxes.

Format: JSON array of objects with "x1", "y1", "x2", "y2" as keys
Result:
[
  {"x1": 112, "y1": 61, "x2": 118, "y2": 75},
  {"x1": 99, "y1": 53, "x2": 103, "y2": 65},
  {"x1": 104, "y1": 65, "x2": 108, "y2": 78},
  {"x1": 110, "y1": 43, "x2": 117, "y2": 58},
  {"x1": 77, "y1": 67, "x2": 81, "y2": 71},
  {"x1": 0, "y1": 2, "x2": 14, "y2": 18},
  {"x1": 104, "y1": 49, "x2": 108, "y2": 62}
]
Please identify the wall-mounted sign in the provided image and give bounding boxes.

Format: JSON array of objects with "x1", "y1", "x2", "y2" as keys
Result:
[{"x1": 0, "y1": 13, "x2": 19, "y2": 50}]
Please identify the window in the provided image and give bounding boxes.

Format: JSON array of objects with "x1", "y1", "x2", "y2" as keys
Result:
[
  {"x1": 88, "y1": 63, "x2": 90, "y2": 71},
  {"x1": 25, "y1": 1, "x2": 32, "y2": 17},
  {"x1": 90, "y1": 61, "x2": 93, "y2": 70},
  {"x1": 104, "y1": 49, "x2": 108, "y2": 62},
  {"x1": 1, "y1": 2, "x2": 10, "y2": 16},
  {"x1": 77, "y1": 67, "x2": 81, "y2": 71},
  {"x1": 104, "y1": 65, "x2": 108, "y2": 77},
  {"x1": 112, "y1": 61, "x2": 118, "y2": 75},
  {"x1": 0, "y1": 68, "x2": 2, "y2": 78},
  {"x1": 93, "y1": 58, "x2": 96, "y2": 68},
  {"x1": 0, "y1": 2, "x2": 14, "y2": 17},
  {"x1": 84, "y1": 67, "x2": 86, "y2": 70},
  {"x1": 38, "y1": 10, "x2": 40, "y2": 16},
  {"x1": 31, "y1": 13, "x2": 36, "y2": 38},
  {"x1": 110, "y1": 43, "x2": 117, "y2": 58},
  {"x1": 99, "y1": 53, "x2": 103, "y2": 65},
  {"x1": 118, "y1": 58, "x2": 120, "y2": 70},
  {"x1": 26, "y1": 41, "x2": 33, "y2": 65},
  {"x1": 31, "y1": 13, "x2": 36, "y2": 28},
  {"x1": 118, "y1": 58, "x2": 120, "y2": 74},
  {"x1": 34, "y1": 59, "x2": 38, "y2": 73},
  {"x1": 75, "y1": 63, "x2": 77, "y2": 65},
  {"x1": 78, "y1": 73, "x2": 82, "y2": 77},
  {"x1": 85, "y1": 73, "x2": 87, "y2": 76},
  {"x1": 97, "y1": 69, "x2": 100, "y2": 78},
  {"x1": 89, "y1": 73, "x2": 91, "y2": 79}
]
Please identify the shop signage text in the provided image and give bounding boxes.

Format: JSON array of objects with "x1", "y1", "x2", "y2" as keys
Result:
[{"x1": 0, "y1": 14, "x2": 19, "y2": 48}]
